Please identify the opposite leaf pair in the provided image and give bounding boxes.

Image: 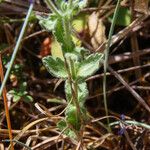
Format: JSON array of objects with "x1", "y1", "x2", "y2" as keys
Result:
[{"x1": 42, "y1": 51, "x2": 103, "y2": 81}]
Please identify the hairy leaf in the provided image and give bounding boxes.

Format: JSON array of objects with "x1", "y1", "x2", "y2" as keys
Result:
[
  {"x1": 54, "y1": 18, "x2": 65, "y2": 48},
  {"x1": 37, "y1": 14, "x2": 57, "y2": 31},
  {"x1": 65, "y1": 105, "x2": 81, "y2": 130},
  {"x1": 78, "y1": 82, "x2": 88, "y2": 104},
  {"x1": 42, "y1": 56, "x2": 68, "y2": 78},
  {"x1": 57, "y1": 120, "x2": 76, "y2": 139},
  {"x1": 77, "y1": 53, "x2": 103, "y2": 79},
  {"x1": 65, "y1": 80, "x2": 72, "y2": 102},
  {"x1": 71, "y1": 0, "x2": 87, "y2": 16},
  {"x1": 65, "y1": 80, "x2": 88, "y2": 104}
]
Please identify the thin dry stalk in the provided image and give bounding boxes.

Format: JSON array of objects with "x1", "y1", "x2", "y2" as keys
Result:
[
  {"x1": 130, "y1": 0, "x2": 142, "y2": 80},
  {"x1": 108, "y1": 66, "x2": 150, "y2": 113},
  {"x1": 0, "y1": 53, "x2": 14, "y2": 150}
]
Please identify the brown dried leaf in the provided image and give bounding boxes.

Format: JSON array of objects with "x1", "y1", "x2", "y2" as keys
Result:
[{"x1": 88, "y1": 12, "x2": 106, "y2": 49}]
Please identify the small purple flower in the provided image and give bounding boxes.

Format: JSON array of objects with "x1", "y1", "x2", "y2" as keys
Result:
[
  {"x1": 121, "y1": 114, "x2": 125, "y2": 120},
  {"x1": 29, "y1": 0, "x2": 35, "y2": 4},
  {"x1": 118, "y1": 127, "x2": 125, "y2": 135},
  {"x1": 118, "y1": 114, "x2": 126, "y2": 135}
]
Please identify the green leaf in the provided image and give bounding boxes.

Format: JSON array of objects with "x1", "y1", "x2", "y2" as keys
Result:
[
  {"x1": 20, "y1": 82, "x2": 27, "y2": 93},
  {"x1": 76, "y1": 0, "x2": 87, "y2": 10},
  {"x1": 71, "y1": 0, "x2": 87, "y2": 16},
  {"x1": 53, "y1": 18, "x2": 65, "y2": 46},
  {"x1": 108, "y1": 7, "x2": 131, "y2": 26},
  {"x1": 54, "y1": 18, "x2": 74, "y2": 53},
  {"x1": 57, "y1": 120, "x2": 76, "y2": 139},
  {"x1": 8, "y1": 89, "x2": 16, "y2": 95},
  {"x1": 66, "y1": 129, "x2": 76, "y2": 139},
  {"x1": 73, "y1": 47, "x2": 89, "y2": 60},
  {"x1": 8, "y1": 90, "x2": 20, "y2": 102},
  {"x1": 13, "y1": 94, "x2": 21, "y2": 102},
  {"x1": 77, "y1": 53, "x2": 104, "y2": 79},
  {"x1": 65, "y1": 80, "x2": 88, "y2": 104},
  {"x1": 65, "y1": 80, "x2": 72, "y2": 102},
  {"x1": 29, "y1": 12, "x2": 37, "y2": 22},
  {"x1": 8, "y1": 89, "x2": 20, "y2": 102},
  {"x1": 37, "y1": 14, "x2": 57, "y2": 31},
  {"x1": 65, "y1": 105, "x2": 81, "y2": 130},
  {"x1": 42, "y1": 56, "x2": 68, "y2": 78},
  {"x1": 78, "y1": 82, "x2": 88, "y2": 104},
  {"x1": 57, "y1": 119, "x2": 67, "y2": 130},
  {"x1": 23, "y1": 95, "x2": 33, "y2": 103}
]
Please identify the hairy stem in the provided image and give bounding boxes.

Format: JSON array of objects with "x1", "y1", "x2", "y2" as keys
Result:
[
  {"x1": 64, "y1": 58, "x2": 82, "y2": 120},
  {"x1": 63, "y1": 18, "x2": 74, "y2": 52}
]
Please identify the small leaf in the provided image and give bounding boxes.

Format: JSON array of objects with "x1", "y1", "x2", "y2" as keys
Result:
[
  {"x1": 42, "y1": 56, "x2": 68, "y2": 78},
  {"x1": 13, "y1": 94, "x2": 21, "y2": 102},
  {"x1": 77, "y1": 53, "x2": 103, "y2": 79},
  {"x1": 65, "y1": 105, "x2": 81, "y2": 130},
  {"x1": 65, "y1": 53, "x2": 78, "y2": 62},
  {"x1": 71, "y1": 0, "x2": 87, "y2": 15},
  {"x1": 78, "y1": 82, "x2": 88, "y2": 104},
  {"x1": 53, "y1": 18, "x2": 65, "y2": 47},
  {"x1": 9, "y1": 90, "x2": 21, "y2": 102},
  {"x1": 65, "y1": 80, "x2": 88, "y2": 104},
  {"x1": 66, "y1": 129, "x2": 76, "y2": 139},
  {"x1": 23, "y1": 95, "x2": 33, "y2": 103},
  {"x1": 37, "y1": 14, "x2": 57, "y2": 31},
  {"x1": 73, "y1": 47, "x2": 90, "y2": 59},
  {"x1": 65, "y1": 80, "x2": 72, "y2": 102},
  {"x1": 57, "y1": 120, "x2": 76, "y2": 139},
  {"x1": 54, "y1": 18, "x2": 74, "y2": 53},
  {"x1": 57, "y1": 120, "x2": 67, "y2": 130},
  {"x1": 20, "y1": 82, "x2": 27, "y2": 93},
  {"x1": 8, "y1": 90, "x2": 16, "y2": 95}
]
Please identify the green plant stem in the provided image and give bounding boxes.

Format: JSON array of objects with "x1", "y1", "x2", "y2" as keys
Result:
[
  {"x1": 69, "y1": 0, "x2": 73, "y2": 8},
  {"x1": 103, "y1": 0, "x2": 121, "y2": 132},
  {"x1": 45, "y1": 0, "x2": 61, "y2": 16},
  {"x1": 64, "y1": 58, "x2": 82, "y2": 119},
  {"x1": 61, "y1": 6, "x2": 82, "y2": 123},
  {"x1": 69, "y1": 58, "x2": 83, "y2": 123},
  {"x1": 110, "y1": 120, "x2": 150, "y2": 130},
  {"x1": 0, "y1": 2, "x2": 34, "y2": 97},
  {"x1": 63, "y1": 18, "x2": 73, "y2": 52}
]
